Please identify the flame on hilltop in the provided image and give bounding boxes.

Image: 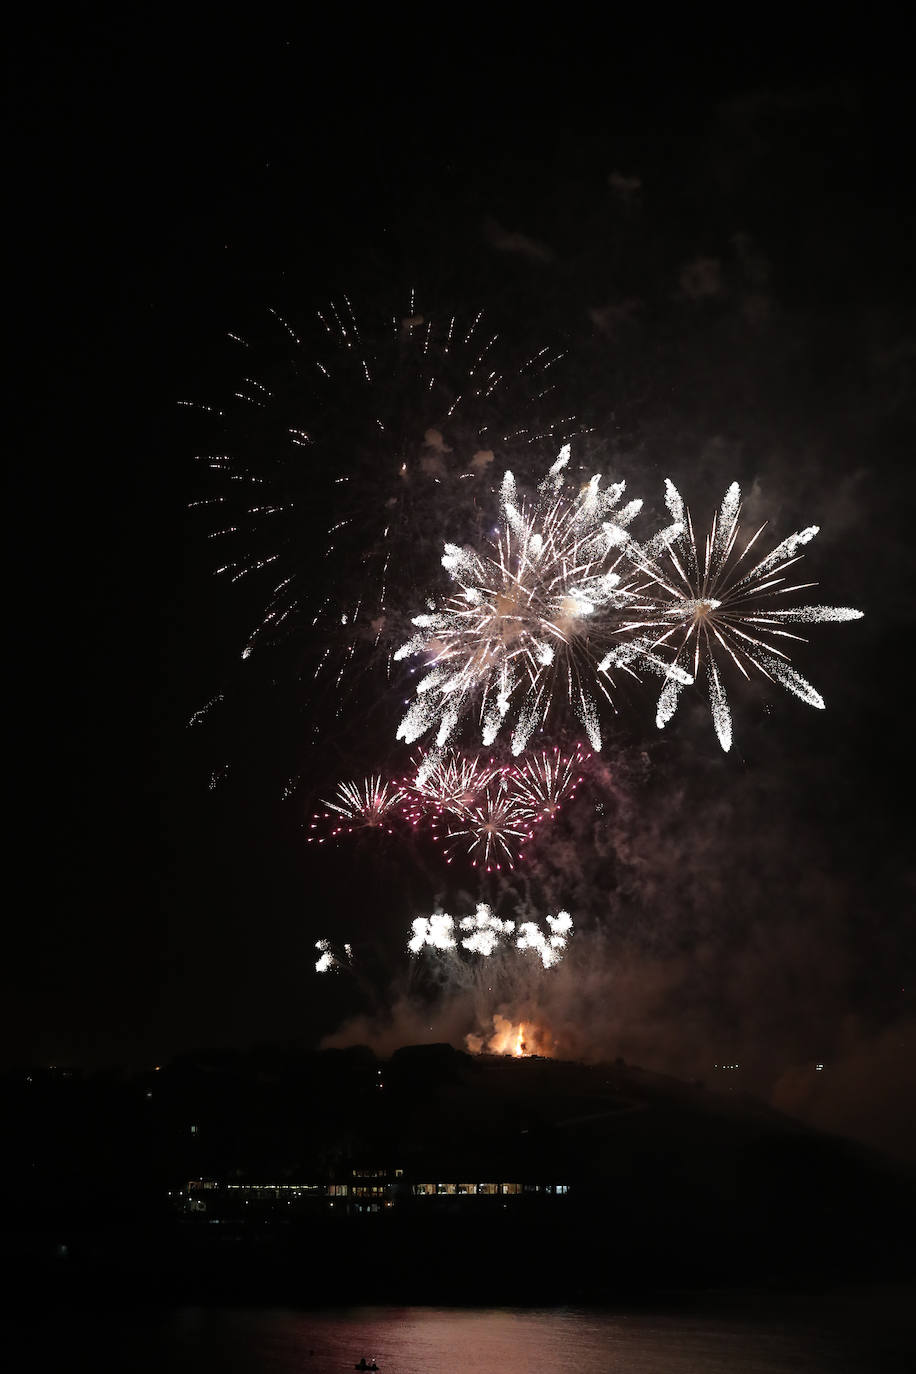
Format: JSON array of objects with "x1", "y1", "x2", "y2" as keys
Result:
[{"x1": 466, "y1": 1013, "x2": 554, "y2": 1058}]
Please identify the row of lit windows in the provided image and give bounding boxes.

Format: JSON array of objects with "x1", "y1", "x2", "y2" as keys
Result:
[
  {"x1": 413, "y1": 1183, "x2": 569, "y2": 1196},
  {"x1": 189, "y1": 1181, "x2": 569, "y2": 1198},
  {"x1": 223, "y1": 1184, "x2": 323, "y2": 1195}
]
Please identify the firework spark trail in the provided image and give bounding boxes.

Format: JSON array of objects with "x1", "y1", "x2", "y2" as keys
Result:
[
  {"x1": 395, "y1": 446, "x2": 684, "y2": 754},
  {"x1": 620, "y1": 480, "x2": 863, "y2": 750},
  {"x1": 187, "y1": 693, "x2": 224, "y2": 728}
]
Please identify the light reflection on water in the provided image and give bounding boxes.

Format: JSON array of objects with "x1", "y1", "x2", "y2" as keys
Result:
[{"x1": 22, "y1": 1296, "x2": 916, "y2": 1373}]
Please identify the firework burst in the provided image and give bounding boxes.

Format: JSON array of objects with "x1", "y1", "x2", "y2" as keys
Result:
[
  {"x1": 314, "y1": 938, "x2": 353, "y2": 973},
  {"x1": 403, "y1": 748, "x2": 501, "y2": 816},
  {"x1": 515, "y1": 910, "x2": 574, "y2": 969},
  {"x1": 188, "y1": 296, "x2": 584, "y2": 723},
  {"x1": 305, "y1": 744, "x2": 589, "y2": 866},
  {"x1": 395, "y1": 446, "x2": 686, "y2": 755},
  {"x1": 441, "y1": 776, "x2": 534, "y2": 871},
  {"x1": 407, "y1": 903, "x2": 573, "y2": 970},
  {"x1": 508, "y1": 744, "x2": 589, "y2": 822},
  {"x1": 307, "y1": 775, "x2": 408, "y2": 843},
  {"x1": 624, "y1": 480, "x2": 864, "y2": 750}
]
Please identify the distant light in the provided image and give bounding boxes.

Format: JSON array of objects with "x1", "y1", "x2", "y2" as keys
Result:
[{"x1": 816, "y1": 1063, "x2": 824, "y2": 1071}]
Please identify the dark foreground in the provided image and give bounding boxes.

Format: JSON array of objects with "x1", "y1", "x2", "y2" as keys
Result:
[{"x1": 6, "y1": 1199, "x2": 915, "y2": 1310}]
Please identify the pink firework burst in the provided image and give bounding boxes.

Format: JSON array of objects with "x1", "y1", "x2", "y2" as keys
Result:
[
  {"x1": 307, "y1": 775, "x2": 408, "y2": 843},
  {"x1": 402, "y1": 748, "x2": 503, "y2": 822},
  {"x1": 440, "y1": 778, "x2": 534, "y2": 871},
  {"x1": 508, "y1": 744, "x2": 590, "y2": 823}
]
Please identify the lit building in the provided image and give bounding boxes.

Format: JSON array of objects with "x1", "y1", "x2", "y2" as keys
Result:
[{"x1": 180, "y1": 1163, "x2": 570, "y2": 1217}]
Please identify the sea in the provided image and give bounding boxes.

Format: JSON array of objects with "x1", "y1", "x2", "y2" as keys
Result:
[{"x1": 7, "y1": 1290, "x2": 915, "y2": 1372}]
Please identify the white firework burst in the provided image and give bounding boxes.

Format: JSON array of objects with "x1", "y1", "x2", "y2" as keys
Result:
[
  {"x1": 190, "y1": 296, "x2": 582, "y2": 700},
  {"x1": 515, "y1": 910, "x2": 574, "y2": 969},
  {"x1": 457, "y1": 904, "x2": 519, "y2": 956},
  {"x1": 624, "y1": 480, "x2": 863, "y2": 750},
  {"x1": 314, "y1": 938, "x2": 353, "y2": 973},
  {"x1": 407, "y1": 910, "x2": 460, "y2": 953},
  {"x1": 395, "y1": 446, "x2": 685, "y2": 754},
  {"x1": 407, "y1": 902, "x2": 573, "y2": 970}
]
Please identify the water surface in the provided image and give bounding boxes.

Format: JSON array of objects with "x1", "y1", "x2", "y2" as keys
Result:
[{"x1": 12, "y1": 1292, "x2": 915, "y2": 1372}]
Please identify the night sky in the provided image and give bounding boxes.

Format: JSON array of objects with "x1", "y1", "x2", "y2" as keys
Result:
[{"x1": 8, "y1": 18, "x2": 914, "y2": 1161}]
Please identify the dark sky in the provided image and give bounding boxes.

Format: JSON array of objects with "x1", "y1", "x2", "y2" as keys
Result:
[{"x1": 8, "y1": 18, "x2": 914, "y2": 1155}]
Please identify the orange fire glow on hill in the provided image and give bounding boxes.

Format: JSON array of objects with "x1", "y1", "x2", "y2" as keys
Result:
[{"x1": 466, "y1": 1014, "x2": 555, "y2": 1057}]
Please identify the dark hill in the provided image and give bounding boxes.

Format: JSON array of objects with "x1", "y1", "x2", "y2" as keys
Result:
[{"x1": 4, "y1": 1046, "x2": 913, "y2": 1303}]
